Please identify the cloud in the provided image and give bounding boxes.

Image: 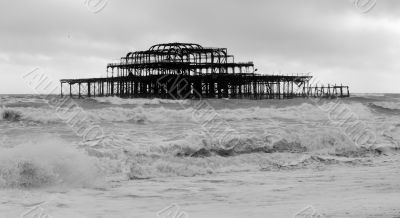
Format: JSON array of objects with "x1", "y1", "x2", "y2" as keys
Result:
[{"x1": 0, "y1": 0, "x2": 399, "y2": 93}]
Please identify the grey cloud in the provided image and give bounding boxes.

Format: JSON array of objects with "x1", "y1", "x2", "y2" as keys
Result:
[{"x1": 0, "y1": 0, "x2": 399, "y2": 93}]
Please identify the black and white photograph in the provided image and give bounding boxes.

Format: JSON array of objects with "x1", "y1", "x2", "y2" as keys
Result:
[{"x1": 0, "y1": 0, "x2": 400, "y2": 217}]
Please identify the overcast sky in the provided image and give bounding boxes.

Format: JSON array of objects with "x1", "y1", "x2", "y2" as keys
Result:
[{"x1": 0, "y1": 0, "x2": 399, "y2": 94}]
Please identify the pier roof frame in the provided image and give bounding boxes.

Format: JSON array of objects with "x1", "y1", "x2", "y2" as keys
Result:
[{"x1": 108, "y1": 42, "x2": 251, "y2": 75}]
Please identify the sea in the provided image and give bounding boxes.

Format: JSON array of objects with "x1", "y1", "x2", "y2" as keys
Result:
[{"x1": 0, "y1": 94, "x2": 399, "y2": 218}]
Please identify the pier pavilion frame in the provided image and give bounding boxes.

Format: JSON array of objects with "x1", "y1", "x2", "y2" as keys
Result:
[
  {"x1": 107, "y1": 42, "x2": 255, "y2": 77},
  {"x1": 60, "y1": 43, "x2": 350, "y2": 99}
]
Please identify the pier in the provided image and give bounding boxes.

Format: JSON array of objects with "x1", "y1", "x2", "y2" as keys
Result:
[{"x1": 60, "y1": 42, "x2": 350, "y2": 99}]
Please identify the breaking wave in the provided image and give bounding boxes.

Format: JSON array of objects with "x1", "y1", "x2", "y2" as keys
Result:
[
  {"x1": 0, "y1": 100, "x2": 377, "y2": 125},
  {"x1": 94, "y1": 97, "x2": 190, "y2": 106},
  {"x1": 0, "y1": 138, "x2": 103, "y2": 188},
  {"x1": 1, "y1": 109, "x2": 22, "y2": 122},
  {"x1": 368, "y1": 102, "x2": 400, "y2": 115},
  {"x1": 106, "y1": 130, "x2": 388, "y2": 179},
  {"x1": 1, "y1": 95, "x2": 400, "y2": 182}
]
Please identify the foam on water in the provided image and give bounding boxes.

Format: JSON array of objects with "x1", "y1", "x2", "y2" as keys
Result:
[
  {"x1": 95, "y1": 97, "x2": 190, "y2": 106},
  {"x1": 83, "y1": 101, "x2": 371, "y2": 125},
  {"x1": 86, "y1": 106, "x2": 195, "y2": 123},
  {"x1": 0, "y1": 95, "x2": 45, "y2": 104},
  {"x1": 1, "y1": 94, "x2": 400, "y2": 182},
  {"x1": 352, "y1": 93, "x2": 386, "y2": 97},
  {"x1": 0, "y1": 100, "x2": 375, "y2": 124},
  {"x1": 0, "y1": 137, "x2": 102, "y2": 188},
  {"x1": 370, "y1": 101, "x2": 400, "y2": 111},
  {"x1": 89, "y1": 127, "x2": 382, "y2": 179}
]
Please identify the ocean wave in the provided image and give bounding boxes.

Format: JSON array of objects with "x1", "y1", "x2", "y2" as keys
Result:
[
  {"x1": 1, "y1": 109, "x2": 22, "y2": 122},
  {"x1": 1, "y1": 96, "x2": 399, "y2": 182},
  {"x1": 0, "y1": 100, "x2": 377, "y2": 126},
  {"x1": 0, "y1": 95, "x2": 48, "y2": 105},
  {"x1": 369, "y1": 102, "x2": 400, "y2": 113},
  {"x1": 351, "y1": 93, "x2": 386, "y2": 97},
  {"x1": 259, "y1": 155, "x2": 371, "y2": 171},
  {"x1": 86, "y1": 106, "x2": 195, "y2": 123},
  {"x1": 0, "y1": 106, "x2": 196, "y2": 124},
  {"x1": 175, "y1": 138, "x2": 307, "y2": 158},
  {"x1": 0, "y1": 138, "x2": 102, "y2": 188},
  {"x1": 111, "y1": 131, "x2": 385, "y2": 179},
  {"x1": 147, "y1": 130, "x2": 382, "y2": 157},
  {"x1": 86, "y1": 101, "x2": 374, "y2": 124},
  {"x1": 122, "y1": 152, "x2": 375, "y2": 179},
  {"x1": 0, "y1": 126, "x2": 394, "y2": 184},
  {"x1": 0, "y1": 107, "x2": 61, "y2": 124},
  {"x1": 94, "y1": 97, "x2": 190, "y2": 106}
]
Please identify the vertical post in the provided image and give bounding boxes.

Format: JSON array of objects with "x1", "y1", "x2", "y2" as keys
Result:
[
  {"x1": 69, "y1": 83, "x2": 72, "y2": 97},
  {"x1": 340, "y1": 84, "x2": 343, "y2": 97},
  {"x1": 278, "y1": 81, "x2": 281, "y2": 99},
  {"x1": 291, "y1": 80, "x2": 294, "y2": 98},
  {"x1": 88, "y1": 82, "x2": 91, "y2": 97}
]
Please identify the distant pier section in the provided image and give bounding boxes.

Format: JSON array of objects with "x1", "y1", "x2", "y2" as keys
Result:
[{"x1": 60, "y1": 42, "x2": 350, "y2": 99}]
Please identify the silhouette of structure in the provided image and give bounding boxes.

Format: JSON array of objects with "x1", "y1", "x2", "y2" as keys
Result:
[{"x1": 60, "y1": 42, "x2": 350, "y2": 99}]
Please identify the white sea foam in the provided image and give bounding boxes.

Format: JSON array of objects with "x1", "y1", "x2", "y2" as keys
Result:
[
  {"x1": 1, "y1": 95, "x2": 400, "y2": 218},
  {"x1": 84, "y1": 101, "x2": 374, "y2": 124},
  {"x1": 351, "y1": 93, "x2": 386, "y2": 97},
  {"x1": 94, "y1": 97, "x2": 190, "y2": 105},
  {"x1": 0, "y1": 96, "x2": 399, "y2": 181},
  {"x1": 371, "y1": 101, "x2": 400, "y2": 110},
  {"x1": 0, "y1": 107, "x2": 64, "y2": 124},
  {"x1": 0, "y1": 100, "x2": 376, "y2": 125},
  {"x1": 0, "y1": 138, "x2": 102, "y2": 188}
]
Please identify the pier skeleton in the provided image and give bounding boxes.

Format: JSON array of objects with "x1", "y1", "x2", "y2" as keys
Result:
[{"x1": 60, "y1": 42, "x2": 350, "y2": 99}]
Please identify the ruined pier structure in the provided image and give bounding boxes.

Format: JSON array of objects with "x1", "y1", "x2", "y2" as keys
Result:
[{"x1": 60, "y1": 43, "x2": 350, "y2": 99}]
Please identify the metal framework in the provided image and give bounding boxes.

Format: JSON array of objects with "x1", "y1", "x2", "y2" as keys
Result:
[
  {"x1": 107, "y1": 42, "x2": 254, "y2": 77},
  {"x1": 60, "y1": 42, "x2": 350, "y2": 99}
]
